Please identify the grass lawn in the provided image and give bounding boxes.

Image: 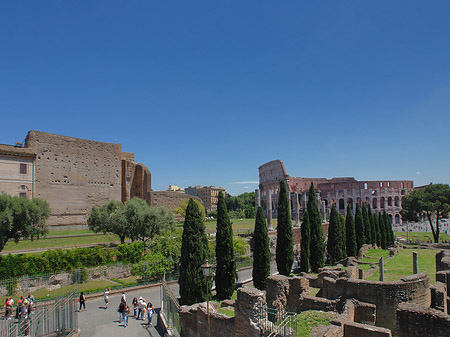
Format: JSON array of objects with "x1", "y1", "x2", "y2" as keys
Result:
[
  {"x1": 2, "y1": 233, "x2": 121, "y2": 252},
  {"x1": 359, "y1": 248, "x2": 390, "y2": 263},
  {"x1": 213, "y1": 290, "x2": 238, "y2": 317},
  {"x1": 394, "y1": 231, "x2": 450, "y2": 243},
  {"x1": 367, "y1": 248, "x2": 437, "y2": 283},
  {"x1": 46, "y1": 229, "x2": 96, "y2": 236},
  {"x1": 295, "y1": 310, "x2": 338, "y2": 337}
]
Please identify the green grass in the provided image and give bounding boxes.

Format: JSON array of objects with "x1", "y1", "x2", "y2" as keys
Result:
[
  {"x1": 360, "y1": 248, "x2": 390, "y2": 263},
  {"x1": 2, "y1": 233, "x2": 121, "y2": 252},
  {"x1": 367, "y1": 248, "x2": 437, "y2": 283},
  {"x1": 295, "y1": 310, "x2": 338, "y2": 337},
  {"x1": 394, "y1": 231, "x2": 450, "y2": 243},
  {"x1": 358, "y1": 263, "x2": 375, "y2": 271}
]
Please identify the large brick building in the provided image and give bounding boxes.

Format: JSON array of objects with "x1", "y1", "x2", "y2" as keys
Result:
[
  {"x1": 258, "y1": 159, "x2": 413, "y2": 225},
  {"x1": 0, "y1": 131, "x2": 151, "y2": 229},
  {"x1": 185, "y1": 185, "x2": 225, "y2": 212}
]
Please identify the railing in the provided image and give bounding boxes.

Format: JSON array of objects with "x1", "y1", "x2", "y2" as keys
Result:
[
  {"x1": 161, "y1": 276, "x2": 180, "y2": 337},
  {"x1": 257, "y1": 298, "x2": 298, "y2": 337},
  {"x1": 0, "y1": 291, "x2": 78, "y2": 337}
]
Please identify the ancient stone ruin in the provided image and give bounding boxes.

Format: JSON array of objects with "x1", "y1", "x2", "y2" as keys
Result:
[{"x1": 178, "y1": 247, "x2": 450, "y2": 337}]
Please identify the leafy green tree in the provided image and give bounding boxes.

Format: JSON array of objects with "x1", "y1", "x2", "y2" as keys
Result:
[
  {"x1": 338, "y1": 214, "x2": 346, "y2": 258},
  {"x1": 174, "y1": 198, "x2": 206, "y2": 221},
  {"x1": 378, "y1": 213, "x2": 387, "y2": 249},
  {"x1": 401, "y1": 184, "x2": 450, "y2": 243},
  {"x1": 300, "y1": 210, "x2": 310, "y2": 272},
  {"x1": 215, "y1": 192, "x2": 235, "y2": 299},
  {"x1": 276, "y1": 179, "x2": 294, "y2": 276},
  {"x1": 326, "y1": 206, "x2": 342, "y2": 264},
  {"x1": 0, "y1": 194, "x2": 49, "y2": 251},
  {"x1": 368, "y1": 206, "x2": 377, "y2": 246},
  {"x1": 345, "y1": 206, "x2": 357, "y2": 257},
  {"x1": 253, "y1": 206, "x2": 270, "y2": 290},
  {"x1": 179, "y1": 199, "x2": 210, "y2": 305},
  {"x1": 88, "y1": 200, "x2": 128, "y2": 243},
  {"x1": 354, "y1": 204, "x2": 365, "y2": 252},
  {"x1": 308, "y1": 183, "x2": 324, "y2": 273},
  {"x1": 362, "y1": 204, "x2": 371, "y2": 245}
]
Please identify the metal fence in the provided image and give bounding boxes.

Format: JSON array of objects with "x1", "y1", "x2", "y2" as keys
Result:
[
  {"x1": 161, "y1": 276, "x2": 180, "y2": 337},
  {"x1": 257, "y1": 298, "x2": 298, "y2": 337},
  {"x1": 0, "y1": 291, "x2": 78, "y2": 337}
]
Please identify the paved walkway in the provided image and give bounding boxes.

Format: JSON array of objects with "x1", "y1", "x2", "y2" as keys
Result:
[{"x1": 78, "y1": 287, "x2": 164, "y2": 337}]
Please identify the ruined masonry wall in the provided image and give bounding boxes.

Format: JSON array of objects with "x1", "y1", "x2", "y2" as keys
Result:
[
  {"x1": 25, "y1": 131, "x2": 122, "y2": 227},
  {"x1": 321, "y1": 273, "x2": 430, "y2": 332}
]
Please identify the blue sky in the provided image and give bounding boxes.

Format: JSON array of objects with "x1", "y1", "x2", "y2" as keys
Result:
[{"x1": 1, "y1": 1, "x2": 450, "y2": 195}]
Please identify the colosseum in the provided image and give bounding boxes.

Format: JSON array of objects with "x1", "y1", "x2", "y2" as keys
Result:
[{"x1": 258, "y1": 159, "x2": 413, "y2": 225}]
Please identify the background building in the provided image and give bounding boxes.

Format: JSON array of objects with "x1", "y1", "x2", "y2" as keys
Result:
[
  {"x1": 258, "y1": 160, "x2": 412, "y2": 225},
  {"x1": 185, "y1": 185, "x2": 225, "y2": 212},
  {"x1": 0, "y1": 131, "x2": 151, "y2": 230}
]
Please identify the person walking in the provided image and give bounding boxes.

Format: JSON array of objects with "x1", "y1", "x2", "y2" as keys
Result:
[
  {"x1": 132, "y1": 297, "x2": 138, "y2": 317},
  {"x1": 79, "y1": 292, "x2": 86, "y2": 311},
  {"x1": 146, "y1": 302, "x2": 154, "y2": 326},
  {"x1": 117, "y1": 301, "x2": 125, "y2": 323},
  {"x1": 103, "y1": 288, "x2": 110, "y2": 309},
  {"x1": 123, "y1": 305, "x2": 130, "y2": 327},
  {"x1": 137, "y1": 297, "x2": 143, "y2": 319},
  {"x1": 4, "y1": 297, "x2": 12, "y2": 319}
]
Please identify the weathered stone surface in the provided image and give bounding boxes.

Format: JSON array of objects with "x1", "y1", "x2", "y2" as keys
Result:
[
  {"x1": 150, "y1": 191, "x2": 203, "y2": 214},
  {"x1": 436, "y1": 250, "x2": 450, "y2": 272},
  {"x1": 396, "y1": 302, "x2": 450, "y2": 337},
  {"x1": 321, "y1": 273, "x2": 430, "y2": 332},
  {"x1": 266, "y1": 275, "x2": 290, "y2": 310},
  {"x1": 234, "y1": 287, "x2": 265, "y2": 337},
  {"x1": 344, "y1": 321, "x2": 392, "y2": 337}
]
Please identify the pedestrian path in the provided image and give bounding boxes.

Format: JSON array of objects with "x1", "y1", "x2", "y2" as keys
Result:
[{"x1": 78, "y1": 287, "x2": 163, "y2": 337}]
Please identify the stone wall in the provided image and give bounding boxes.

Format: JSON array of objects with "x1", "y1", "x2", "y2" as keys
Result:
[
  {"x1": 150, "y1": 191, "x2": 203, "y2": 213},
  {"x1": 396, "y1": 302, "x2": 450, "y2": 337},
  {"x1": 436, "y1": 250, "x2": 450, "y2": 272},
  {"x1": 321, "y1": 273, "x2": 430, "y2": 332},
  {"x1": 25, "y1": 131, "x2": 122, "y2": 227},
  {"x1": 179, "y1": 287, "x2": 264, "y2": 337}
]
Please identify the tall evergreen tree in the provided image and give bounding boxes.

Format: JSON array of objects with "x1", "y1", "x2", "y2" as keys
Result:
[
  {"x1": 379, "y1": 212, "x2": 387, "y2": 249},
  {"x1": 362, "y1": 204, "x2": 371, "y2": 245},
  {"x1": 308, "y1": 183, "x2": 325, "y2": 273},
  {"x1": 300, "y1": 209, "x2": 310, "y2": 272},
  {"x1": 368, "y1": 206, "x2": 377, "y2": 246},
  {"x1": 354, "y1": 204, "x2": 365, "y2": 252},
  {"x1": 215, "y1": 191, "x2": 235, "y2": 299},
  {"x1": 383, "y1": 211, "x2": 394, "y2": 246},
  {"x1": 345, "y1": 205, "x2": 357, "y2": 257},
  {"x1": 374, "y1": 213, "x2": 381, "y2": 248},
  {"x1": 276, "y1": 179, "x2": 294, "y2": 276},
  {"x1": 253, "y1": 206, "x2": 271, "y2": 290},
  {"x1": 338, "y1": 214, "x2": 346, "y2": 259},
  {"x1": 179, "y1": 199, "x2": 210, "y2": 305},
  {"x1": 327, "y1": 206, "x2": 342, "y2": 264}
]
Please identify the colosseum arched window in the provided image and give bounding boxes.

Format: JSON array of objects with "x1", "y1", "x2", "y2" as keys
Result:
[
  {"x1": 339, "y1": 199, "x2": 345, "y2": 210},
  {"x1": 372, "y1": 198, "x2": 378, "y2": 209},
  {"x1": 347, "y1": 198, "x2": 353, "y2": 210},
  {"x1": 394, "y1": 196, "x2": 399, "y2": 207},
  {"x1": 387, "y1": 197, "x2": 392, "y2": 206},
  {"x1": 395, "y1": 214, "x2": 401, "y2": 224},
  {"x1": 380, "y1": 197, "x2": 385, "y2": 209}
]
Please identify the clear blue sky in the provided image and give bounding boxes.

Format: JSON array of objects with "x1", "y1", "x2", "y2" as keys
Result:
[{"x1": 1, "y1": 1, "x2": 450, "y2": 195}]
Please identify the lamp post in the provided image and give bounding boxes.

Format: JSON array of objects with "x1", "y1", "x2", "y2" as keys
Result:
[{"x1": 201, "y1": 260, "x2": 211, "y2": 337}]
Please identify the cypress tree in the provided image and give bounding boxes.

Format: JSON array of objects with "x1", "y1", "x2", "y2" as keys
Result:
[
  {"x1": 276, "y1": 179, "x2": 294, "y2": 276},
  {"x1": 326, "y1": 205, "x2": 342, "y2": 264},
  {"x1": 383, "y1": 211, "x2": 394, "y2": 246},
  {"x1": 179, "y1": 198, "x2": 210, "y2": 305},
  {"x1": 379, "y1": 213, "x2": 387, "y2": 249},
  {"x1": 253, "y1": 206, "x2": 270, "y2": 290},
  {"x1": 374, "y1": 213, "x2": 381, "y2": 248},
  {"x1": 308, "y1": 183, "x2": 325, "y2": 273},
  {"x1": 354, "y1": 204, "x2": 365, "y2": 252},
  {"x1": 345, "y1": 205, "x2": 357, "y2": 257},
  {"x1": 368, "y1": 206, "x2": 377, "y2": 247},
  {"x1": 338, "y1": 214, "x2": 346, "y2": 259},
  {"x1": 215, "y1": 191, "x2": 235, "y2": 299},
  {"x1": 300, "y1": 209, "x2": 310, "y2": 272},
  {"x1": 362, "y1": 204, "x2": 371, "y2": 245}
]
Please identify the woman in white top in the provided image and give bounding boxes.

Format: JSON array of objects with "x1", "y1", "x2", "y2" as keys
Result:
[{"x1": 103, "y1": 288, "x2": 110, "y2": 309}]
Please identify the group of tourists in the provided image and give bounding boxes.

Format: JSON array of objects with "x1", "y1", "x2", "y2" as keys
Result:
[
  {"x1": 115, "y1": 291, "x2": 154, "y2": 328},
  {"x1": 4, "y1": 292, "x2": 35, "y2": 320}
]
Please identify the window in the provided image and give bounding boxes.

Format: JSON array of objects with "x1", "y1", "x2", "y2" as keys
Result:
[
  {"x1": 19, "y1": 192, "x2": 27, "y2": 198},
  {"x1": 20, "y1": 163, "x2": 27, "y2": 174},
  {"x1": 20, "y1": 185, "x2": 26, "y2": 190}
]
